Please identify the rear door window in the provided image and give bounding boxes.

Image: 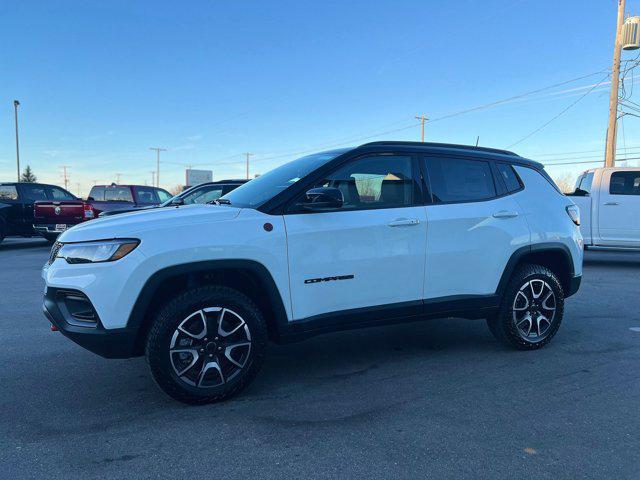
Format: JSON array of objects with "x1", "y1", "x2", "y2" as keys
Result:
[
  {"x1": 610, "y1": 172, "x2": 640, "y2": 195},
  {"x1": 135, "y1": 187, "x2": 159, "y2": 204},
  {"x1": 425, "y1": 157, "x2": 497, "y2": 203},
  {"x1": 49, "y1": 186, "x2": 75, "y2": 200},
  {"x1": 20, "y1": 185, "x2": 48, "y2": 202},
  {"x1": 105, "y1": 187, "x2": 133, "y2": 202},
  {"x1": 0, "y1": 185, "x2": 18, "y2": 201}
]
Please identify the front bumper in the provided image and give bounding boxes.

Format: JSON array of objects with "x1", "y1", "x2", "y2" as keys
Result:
[{"x1": 43, "y1": 287, "x2": 137, "y2": 359}]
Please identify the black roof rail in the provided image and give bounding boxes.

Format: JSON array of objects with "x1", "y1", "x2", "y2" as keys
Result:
[{"x1": 359, "y1": 141, "x2": 520, "y2": 157}]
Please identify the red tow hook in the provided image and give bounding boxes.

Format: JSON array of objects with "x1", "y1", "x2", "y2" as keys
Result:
[{"x1": 50, "y1": 324, "x2": 59, "y2": 332}]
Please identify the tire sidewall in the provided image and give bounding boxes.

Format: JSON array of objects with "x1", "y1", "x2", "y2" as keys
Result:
[
  {"x1": 500, "y1": 266, "x2": 565, "y2": 349},
  {"x1": 147, "y1": 286, "x2": 267, "y2": 402}
]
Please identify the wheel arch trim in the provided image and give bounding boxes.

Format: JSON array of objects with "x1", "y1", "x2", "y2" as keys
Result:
[
  {"x1": 127, "y1": 259, "x2": 290, "y2": 346},
  {"x1": 496, "y1": 243, "x2": 576, "y2": 297}
]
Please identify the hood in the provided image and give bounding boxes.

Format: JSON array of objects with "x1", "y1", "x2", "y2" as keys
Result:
[{"x1": 59, "y1": 204, "x2": 242, "y2": 243}]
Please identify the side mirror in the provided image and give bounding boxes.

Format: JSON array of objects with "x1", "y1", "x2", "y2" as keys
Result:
[
  {"x1": 171, "y1": 197, "x2": 185, "y2": 206},
  {"x1": 86, "y1": 197, "x2": 94, "y2": 201},
  {"x1": 300, "y1": 187, "x2": 343, "y2": 211},
  {"x1": 573, "y1": 188, "x2": 589, "y2": 197}
]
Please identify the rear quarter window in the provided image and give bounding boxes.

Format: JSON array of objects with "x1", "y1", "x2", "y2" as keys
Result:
[{"x1": 496, "y1": 163, "x2": 523, "y2": 193}]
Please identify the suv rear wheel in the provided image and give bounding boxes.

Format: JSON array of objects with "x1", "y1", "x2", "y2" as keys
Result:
[
  {"x1": 146, "y1": 285, "x2": 267, "y2": 404},
  {"x1": 488, "y1": 264, "x2": 564, "y2": 350}
]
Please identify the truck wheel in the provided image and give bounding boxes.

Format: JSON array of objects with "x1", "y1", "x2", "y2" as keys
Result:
[
  {"x1": 146, "y1": 285, "x2": 268, "y2": 405},
  {"x1": 487, "y1": 264, "x2": 564, "y2": 350}
]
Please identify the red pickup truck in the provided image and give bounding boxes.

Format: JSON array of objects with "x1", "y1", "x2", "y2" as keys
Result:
[
  {"x1": 33, "y1": 184, "x2": 171, "y2": 242},
  {"x1": 33, "y1": 186, "x2": 92, "y2": 242}
]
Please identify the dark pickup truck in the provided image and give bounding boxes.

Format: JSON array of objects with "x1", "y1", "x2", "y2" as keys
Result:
[
  {"x1": 0, "y1": 182, "x2": 83, "y2": 244},
  {"x1": 86, "y1": 184, "x2": 172, "y2": 216}
]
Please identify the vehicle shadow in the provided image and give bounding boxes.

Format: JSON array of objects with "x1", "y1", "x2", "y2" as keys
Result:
[
  {"x1": 584, "y1": 250, "x2": 640, "y2": 268},
  {"x1": 0, "y1": 238, "x2": 50, "y2": 251}
]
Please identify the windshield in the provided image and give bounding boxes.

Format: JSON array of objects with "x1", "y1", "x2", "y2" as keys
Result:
[{"x1": 222, "y1": 149, "x2": 348, "y2": 208}]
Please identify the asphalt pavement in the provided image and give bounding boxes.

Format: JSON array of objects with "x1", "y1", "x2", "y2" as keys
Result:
[{"x1": 0, "y1": 240, "x2": 639, "y2": 479}]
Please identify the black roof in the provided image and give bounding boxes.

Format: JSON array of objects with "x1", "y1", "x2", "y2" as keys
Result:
[
  {"x1": 0, "y1": 182, "x2": 67, "y2": 188},
  {"x1": 354, "y1": 141, "x2": 543, "y2": 169},
  {"x1": 360, "y1": 141, "x2": 518, "y2": 157}
]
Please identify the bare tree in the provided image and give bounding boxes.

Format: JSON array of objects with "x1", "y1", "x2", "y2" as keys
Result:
[{"x1": 552, "y1": 172, "x2": 576, "y2": 194}]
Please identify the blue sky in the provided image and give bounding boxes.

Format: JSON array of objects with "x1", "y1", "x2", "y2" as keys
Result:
[{"x1": 2, "y1": 0, "x2": 640, "y2": 195}]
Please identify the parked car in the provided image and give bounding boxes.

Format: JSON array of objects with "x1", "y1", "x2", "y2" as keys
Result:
[
  {"x1": 0, "y1": 182, "x2": 81, "y2": 244},
  {"x1": 86, "y1": 184, "x2": 172, "y2": 216},
  {"x1": 568, "y1": 167, "x2": 640, "y2": 249},
  {"x1": 98, "y1": 179, "x2": 248, "y2": 217},
  {"x1": 42, "y1": 141, "x2": 583, "y2": 404}
]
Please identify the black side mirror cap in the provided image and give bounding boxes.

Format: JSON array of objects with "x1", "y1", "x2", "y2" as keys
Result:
[
  {"x1": 300, "y1": 187, "x2": 344, "y2": 211},
  {"x1": 171, "y1": 197, "x2": 185, "y2": 206}
]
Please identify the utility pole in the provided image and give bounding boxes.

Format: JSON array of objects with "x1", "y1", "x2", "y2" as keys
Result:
[
  {"x1": 243, "y1": 153, "x2": 253, "y2": 180},
  {"x1": 150, "y1": 171, "x2": 156, "y2": 187},
  {"x1": 13, "y1": 100, "x2": 20, "y2": 181},
  {"x1": 415, "y1": 114, "x2": 428, "y2": 143},
  {"x1": 115, "y1": 173, "x2": 122, "y2": 184},
  {"x1": 149, "y1": 147, "x2": 166, "y2": 187},
  {"x1": 605, "y1": 0, "x2": 626, "y2": 168},
  {"x1": 59, "y1": 165, "x2": 70, "y2": 191},
  {"x1": 77, "y1": 182, "x2": 81, "y2": 197}
]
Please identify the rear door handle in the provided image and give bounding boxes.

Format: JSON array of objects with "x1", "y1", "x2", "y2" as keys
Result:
[
  {"x1": 492, "y1": 211, "x2": 519, "y2": 219},
  {"x1": 388, "y1": 218, "x2": 420, "y2": 227},
  {"x1": 604, "y1": 201, "x2": 620, "y2": 206}
]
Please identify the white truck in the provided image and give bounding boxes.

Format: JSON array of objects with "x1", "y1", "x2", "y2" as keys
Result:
[{"x1": 568, "y1": 167, "x2": 640, "y2": 249}]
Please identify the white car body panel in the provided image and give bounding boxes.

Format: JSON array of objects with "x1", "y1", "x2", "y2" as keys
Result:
[
  {"x1": 424, "y1": 193, "x2": 530, "y2": 299},
  {"x1": 44, "y1": 205, "x2": 293, "y2": 329},
  {"x1": 284, "y1": 206, "x2": 427, "y2": 320},
  {"x1": 513, "y1": 166, "x2": 583, "y2": 277}
]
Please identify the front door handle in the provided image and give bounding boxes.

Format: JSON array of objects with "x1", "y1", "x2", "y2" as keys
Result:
[
  {"x1": 604, "y1": 201, "x2": 620, "y2": 206},
  {"x1": 492, "y1": 211, "x2": 519, "y2": 219},
  {"x1": 388, "y1": 218, "x2": 420, "y2": 227}
]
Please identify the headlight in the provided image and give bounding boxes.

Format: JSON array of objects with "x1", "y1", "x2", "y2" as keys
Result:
[{"x1": 57, "y1": 239, "x2": 140, "y2": 264}]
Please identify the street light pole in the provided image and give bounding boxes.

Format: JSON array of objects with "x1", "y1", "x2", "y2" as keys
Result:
[
  {"x1": 13, "y1": 100, "x2": 20, "y2": 181},
  {"x1": 605, "y1": 0, "x2": 626, "y2": 168},
  {"x1": 149, "y1": 147, "x2": 166, "y2": 187}
]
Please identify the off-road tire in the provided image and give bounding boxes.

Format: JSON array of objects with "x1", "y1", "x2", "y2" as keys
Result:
[
  {"x1": 146, "y1": 285, "x2": 268, "y2": 405},
  {"x1": 487, "y1": 264, "x2": 564, "y2": 350}
]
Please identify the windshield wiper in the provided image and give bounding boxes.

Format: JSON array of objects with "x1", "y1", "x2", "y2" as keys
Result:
[{"x1": 210, "y1": 198, "x2": 232, "y2": 205}]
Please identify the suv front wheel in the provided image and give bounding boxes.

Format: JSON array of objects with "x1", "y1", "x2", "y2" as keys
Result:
[
  {"x1": 488, "y1": 264, "x2": 565, "y2": 350},
  {"x1": 146, "y1": 285, "x2": 267, "y2": 404}
]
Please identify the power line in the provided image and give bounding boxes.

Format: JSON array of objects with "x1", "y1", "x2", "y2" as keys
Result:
[{"x1": 506, "y1": 72, "x2": 611, "y2": 148}]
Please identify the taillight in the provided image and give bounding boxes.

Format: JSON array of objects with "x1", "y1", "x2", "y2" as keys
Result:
[
  {"x1": 566, "y1": 205, "x2": 580, "y2": 226},
  {"x1": 83, "y1": 204, "x2": 94, "y2": 219}
]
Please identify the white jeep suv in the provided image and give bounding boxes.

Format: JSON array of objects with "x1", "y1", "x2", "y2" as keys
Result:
[{"x1": 42, "y1": 141, "x2": 583, "y2": 404}]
